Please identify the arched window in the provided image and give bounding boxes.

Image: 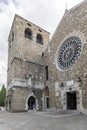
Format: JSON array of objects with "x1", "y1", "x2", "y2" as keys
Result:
[
  {"x1": 36, "y1": 34, "x2": 43, "y2": 44},
  {"x1": 25, "y1": 28, "x2": 32, "y2": 40}
]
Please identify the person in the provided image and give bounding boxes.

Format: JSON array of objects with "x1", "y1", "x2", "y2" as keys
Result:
[{"x1": 33, "y1": 104, "x2": 36, "y2": 111}]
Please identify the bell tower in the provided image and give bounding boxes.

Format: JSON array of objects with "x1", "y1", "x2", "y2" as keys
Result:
[{"x1": 6, "y1": 14, "x2": 50, "y2": 112}]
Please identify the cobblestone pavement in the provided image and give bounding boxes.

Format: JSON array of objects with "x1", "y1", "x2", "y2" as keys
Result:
[{"x1": 0, "y1": 111, "x2": 87, "y2": 130}]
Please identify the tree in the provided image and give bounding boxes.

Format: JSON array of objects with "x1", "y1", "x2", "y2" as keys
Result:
[{"x1": 0, "y1": 85, "x2": 6, "y2": 106}]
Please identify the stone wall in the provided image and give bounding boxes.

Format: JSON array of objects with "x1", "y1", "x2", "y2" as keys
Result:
[
  {"x1": 6, "y1": 87, "x2": 43, "y2": 112},
  {"x1": 7, "y1": 14, "x2": 50, "y2": 87},
  {"x1": 14, "y1": 14, "x2": 49, "y2": 63},
  {"x1": 45, "y1": 1, "x2": 87, "y2": 110},
  {"x1": 13, "y1": 57, "x2": 44, "y2": 82},
  {"x1": 7, "y1": 14, "x2": 50, "y2": 112},
  {"x1": 7, "y1": 1, "x2": 87, "y2": 112}
]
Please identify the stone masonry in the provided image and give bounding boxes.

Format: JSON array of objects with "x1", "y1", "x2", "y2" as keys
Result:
[
  {"x1": 6, "y1": 14, "x2": 50, "y2": 112},
  {"x1": 44, "y1": 0, "x2": 87, "y2": 112},
  {"x1": 6, "y1": 0, "x2": 87, "y2": 113}
]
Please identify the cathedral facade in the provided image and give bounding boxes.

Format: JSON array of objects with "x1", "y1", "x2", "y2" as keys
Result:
[{"x1": 6, "y1": 0, "x2": 87, "y2": 113}]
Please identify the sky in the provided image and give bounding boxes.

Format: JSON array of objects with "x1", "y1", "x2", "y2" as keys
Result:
[{"x1": 0, "y1": 0, "x2": 83, "y2": 89}]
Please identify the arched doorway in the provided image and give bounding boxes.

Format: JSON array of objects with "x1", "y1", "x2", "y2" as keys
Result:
[
  {"x1": 28, "y1": 96, "x2": 36, "y2": 110},
  {"x1": 45, "y1": 87, "x2": 49, "y2": 109}
]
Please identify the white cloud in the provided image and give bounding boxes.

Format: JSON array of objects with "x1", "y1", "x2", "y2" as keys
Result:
[{"x1": 0, "y1": 0, "x2": 83, "y2": 88}]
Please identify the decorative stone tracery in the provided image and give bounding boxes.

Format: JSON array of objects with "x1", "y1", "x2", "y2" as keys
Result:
[{"x1": 56, "y1": 36, "x2": 82, "y2": 71}]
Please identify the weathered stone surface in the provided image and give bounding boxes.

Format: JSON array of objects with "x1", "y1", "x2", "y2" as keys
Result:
[
  {"x1": 7, "y1": 1, "x2": 87, "y2": 112},
  {"x1": 6, "y1": 14, "x2": 50, "y2": 112},
  {"x1": 45, "y1": 0, "x2": 87, "y2": 111}
]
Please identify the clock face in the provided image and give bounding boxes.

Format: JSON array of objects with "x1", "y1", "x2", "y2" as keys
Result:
[{"x1": 56, "y1": 36, "x2": 82, "y2": 71}]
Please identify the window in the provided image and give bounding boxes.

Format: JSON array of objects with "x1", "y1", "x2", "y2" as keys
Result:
[
  {"x1": 42, "y1": 52, "x2": 44, "y2": 57},
  {"x1": 38, "y1": 29, "x2": 42, "y2": 32},
  {"x1": 56, "y1": 36, "x2": 82, "y2": 71},
  {"x1": 9, "y1": 40, "x2": 12, "y2": 49},
  {"x1": 25, "y1": 28, "x2": 32, "y2": 40},
  {"x1": 36, "y1": 34, "x2": 43, "y2": 44},
  {"x1": 12, "y1": 31, "x2": 14, "y2": 41},
  {"x1": 45, "y1": 66, "x2": 48, "y2": 80},
  {"x1": 20, "y1": 52, "x2": 23, "y2": 59},
  {"x1": 27, "y1": 23, "x2": 32, "y2": 26}
]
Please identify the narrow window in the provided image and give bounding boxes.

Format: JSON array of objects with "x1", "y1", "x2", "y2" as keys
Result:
[
  {"x1": 36, "y1": 34, "x2": 43, "y2": 44},
  {"x1": 12, "y1": 31, "x2": 14, "y2": 41},
  {"x1": 42, "y1": 52, "x2": 44, "y2": 57},
  {"x1": 27, "y1": 23, "x2": 32, "y2": 26},
  {"x1": 38, "y1": 29, "x2": 42, "y2": 32},
  {"x1": 20, "y1": 52, "x2": 23, "y2": 59},
  {"x1": 9, "y1": 40, "x2": 12, "y2": 49},
  {"x1": 45, "y1": 66, "x2": 48, "y2": 80},
  {"x1": 25, "y1": 28, "x2": 32, "y2": 40}
]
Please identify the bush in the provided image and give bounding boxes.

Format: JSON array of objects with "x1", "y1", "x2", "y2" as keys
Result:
[{"x1": 0, "y1": 85, "x2": 6, "y2": 106}]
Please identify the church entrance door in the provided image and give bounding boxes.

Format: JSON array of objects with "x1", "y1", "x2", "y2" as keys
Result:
[{"x1": 67, "y1": 91, "x2": 77, "y2": 110}]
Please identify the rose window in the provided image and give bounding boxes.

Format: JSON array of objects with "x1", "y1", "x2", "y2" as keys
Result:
[{"x1": 56, "y1": 36, "x2": 82, "y2": 71}]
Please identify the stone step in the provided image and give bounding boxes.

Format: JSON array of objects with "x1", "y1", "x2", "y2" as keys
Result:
[
  {"x1": 42, "y1": 110, "x2": 80, "y2": 115},
  {"x1": 58, "y1": 110, "x2": 79, "y2": 114}
]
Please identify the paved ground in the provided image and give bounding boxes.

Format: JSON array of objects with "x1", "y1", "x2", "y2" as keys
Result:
[{"x1": 0, "y1": 110, "x2": 87, "y2": 130}]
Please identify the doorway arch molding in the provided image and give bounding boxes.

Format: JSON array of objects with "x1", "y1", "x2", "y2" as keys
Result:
[{"x1": 25, "y1": 93, "x2": 36, "y2": 110}]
